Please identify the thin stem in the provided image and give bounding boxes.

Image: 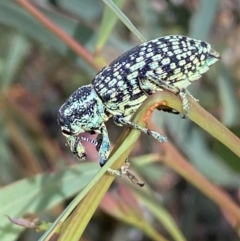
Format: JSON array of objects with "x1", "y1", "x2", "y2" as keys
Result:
[
  {"x1": 16, "y1": 0, "x2": 100, "y2": 70},
  {"x1": 146, "y1": 92, "x2": 240, "y2": 232}
]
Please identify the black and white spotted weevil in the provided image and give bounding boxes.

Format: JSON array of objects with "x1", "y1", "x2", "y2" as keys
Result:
[{"x1": 58, "y1": 35, "x2": 220, "y2": 167}]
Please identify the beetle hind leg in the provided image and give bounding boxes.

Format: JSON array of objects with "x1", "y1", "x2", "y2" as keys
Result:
[{"x1": 139, "y1": 74, "x2": 192, "y2": 117}]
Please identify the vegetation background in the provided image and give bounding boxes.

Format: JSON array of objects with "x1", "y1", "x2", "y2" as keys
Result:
[{"x1": 1, "y1": 0, "x2": 240, "y2": 241}]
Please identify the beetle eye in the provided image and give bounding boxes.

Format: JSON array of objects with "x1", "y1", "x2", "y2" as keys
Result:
[{"x1": 62, "y1": 129, "x2": 72, "y2": 135}]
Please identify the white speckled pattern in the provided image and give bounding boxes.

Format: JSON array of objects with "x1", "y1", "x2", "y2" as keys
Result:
[{"x1": 58, "y1": 35, "x2": 220, "y2": 166}]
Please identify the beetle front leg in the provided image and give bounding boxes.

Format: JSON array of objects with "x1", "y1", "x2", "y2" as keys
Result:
[
  {"x1": 98, "y1": 125, "x2": 111, "y2": 167},
  {"x1": 65, "y1": 135, "x2": 87, "y2": 160},
  {"x1": 97, "y1": 125, "x2": 127, "y2": 177},
  {"x1": 113, "y1": 115, "x2": 167, "y2": 143},
  {"x1": 95, "y1": 132, "x2": 119, "y2": 172}
]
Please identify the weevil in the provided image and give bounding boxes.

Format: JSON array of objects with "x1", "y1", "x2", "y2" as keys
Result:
[{"x1": 58, "y1": 35, "x2": 220, "y2": 167}]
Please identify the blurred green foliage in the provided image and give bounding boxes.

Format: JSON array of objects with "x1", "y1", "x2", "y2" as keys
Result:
[{"x1": 0, "y1": 0, "x2": 240, "y2": 241}]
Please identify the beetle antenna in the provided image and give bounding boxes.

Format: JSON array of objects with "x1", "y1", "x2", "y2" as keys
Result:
[{"x1": 80, "y1": 136, "x2": 99, "y2": 147}]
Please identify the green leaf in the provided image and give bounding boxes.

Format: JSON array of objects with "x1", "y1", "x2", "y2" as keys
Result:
[
  {"x1": 1, "y1": 33, "x2": 29, "y2": 89},
  {"x1": 57, "y1": 0, "x2": 103, "y2": 21},
  {"x1": 95, "y1": 0, "x2": 126, "y2": 53},
  {"x1": 162, "y1": 112, "x2": 240, "y2": 187},
  {"x1": 102, "y1": 0, "x2": 146, "y2": 43},
  {"x1": 132, "y1": 187, "x2": 187, "y2": 241},
  {"x1": 218, "y1": 63, "x2": 239, "y2": 126},
  {"x1": 0, "y1": 163, "x2": 98, "y2": 241},
  {"x1": 213, "y1": 126, "x2": 240, "y2": 172},
  {"x1": 0, "y1": 1, "x2": 93, "y2": 56},
  {"x1": 189, "y1": 0, "x2": 219, "y2": 40}
]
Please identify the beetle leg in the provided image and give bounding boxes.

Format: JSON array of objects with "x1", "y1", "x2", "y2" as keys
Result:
[
  {"x1": 186, "y1": 89, "x2": 199, "y2": 102},
  {"x1": 107, "y1": 159, "x2": 145, "y2": 186},
  {"x1": 98, "y1": 124, "x2": 111, "y2": 167},
  {"x1": 65, "y1": 135, "x2": 87, "y2": 160},
  {"x1": 113, "y1": 115, "x2": 167, "y2": 143},
  {"x1": 178, "y1": 89, "x2": 189, "y2": 118},
  {"x1": 95, "y1": 134, "x2": 103, "y2": 152},
  {"x1": 139, "y1": 74, "x2": 192, "y2": 117},
  {"x1": 120, "y1": 160, "x2": 145, "y2": 187}
]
